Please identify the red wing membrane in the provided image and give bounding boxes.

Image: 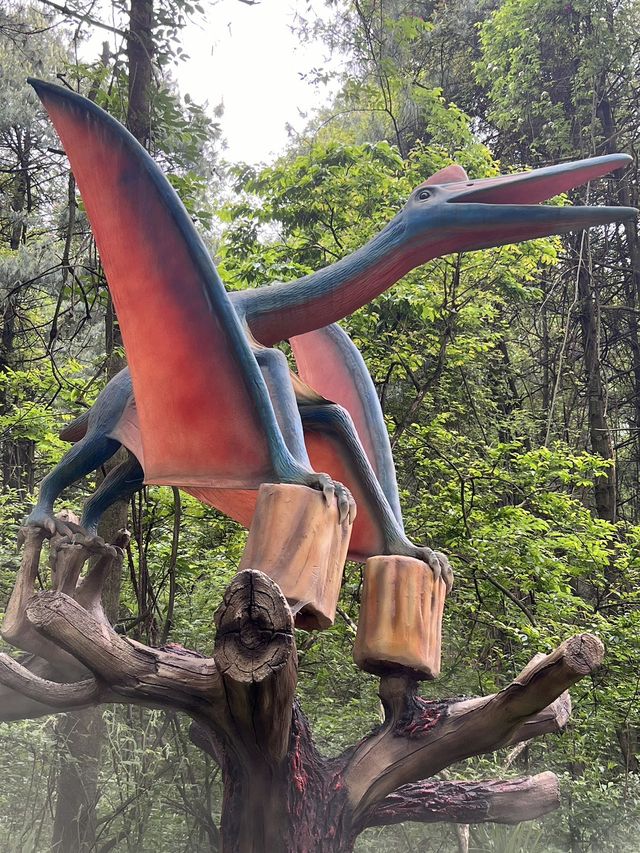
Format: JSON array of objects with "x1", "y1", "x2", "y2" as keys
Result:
[
  {"x1": 291, "y1": 329, "x2": 381, "y2": 481},
  {"x1": 33, "y1": 81, "x2": 273, "y2": 489}
]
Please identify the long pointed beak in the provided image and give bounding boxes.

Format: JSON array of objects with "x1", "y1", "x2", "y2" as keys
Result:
[
  {"x1": 445, "y1": 154, "x2": 633, "y2": 205},
  {"x1": 424, "y1": 155, "x2": 637, "y2": 254},
  {"x1": 441, "y1": 202, "x2": 636, "y2": 254}
]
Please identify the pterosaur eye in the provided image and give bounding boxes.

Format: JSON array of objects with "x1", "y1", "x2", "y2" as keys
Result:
[{"x1": 417, "y1": 189, "x2": 431, "y2": 201}]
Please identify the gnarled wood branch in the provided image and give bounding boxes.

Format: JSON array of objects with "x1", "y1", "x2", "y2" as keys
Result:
[
  {"x1": 345, "y1": 634, "x2": 603, "y2": 817},
  {"x1": 2, "y1": 525, "x2": 82, "y2": 673},
  {"x1": 25, "y1": 591, "x2": 223, "y2": 713},
  {"x1": 0, "y1": 653, "x2": 100, "y2": 708},
  {"x1": 360, "y1": 771, "x2": 560, "y2": 828},
  {"x1": 0, "y1": 514, "x2": 605, "y2": 851}
]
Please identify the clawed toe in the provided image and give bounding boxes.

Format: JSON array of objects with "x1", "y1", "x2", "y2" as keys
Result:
[
  {"x1": 418, "y1": 547, "x2": 453, "y2": 592},
  {"x1": 304, "y1": 472, "x2": 355, "y2": 525},
  {"x1": 435, "y1": 550, "x2": 454, "y2": 592},
  {"x1": 24, "y1": 507, "x2": 69, "y2": 539},
  {"x1": 334, "y1": 482, "x2": 356, "y2": 525},
  {"x1": 387, "y1": 538, "x2": 454, "y2": 591}
]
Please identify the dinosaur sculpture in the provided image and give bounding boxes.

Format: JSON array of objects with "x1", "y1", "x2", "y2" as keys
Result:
[{"x1": 27, "y1": 80, "x2": 635, "y2": 578}]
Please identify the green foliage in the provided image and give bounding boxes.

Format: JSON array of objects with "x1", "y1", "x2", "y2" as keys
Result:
[
  {"x1": 216, "y1": 130, "x2": 640, "y2": 849},
  {"x1": 1, "y1": 0, "x2": 640, "y2": 849},
  {"x1": 476, "y1": 0, "x2": 639, "y2": 161}
]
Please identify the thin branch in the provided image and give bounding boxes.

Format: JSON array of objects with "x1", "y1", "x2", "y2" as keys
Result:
[
  {"x1": 0, "y1": 653, "x2": 100, "y2": 708},
  {"x1": 35, "y1": 0, "x2": 128, "y2": 37}
]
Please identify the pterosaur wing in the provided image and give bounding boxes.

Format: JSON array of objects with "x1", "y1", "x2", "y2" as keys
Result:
[
  {"x1": 290, "y1": 324, "x2": 403, "y2": 523},
  {"x1": 31, "y1": 80, "x2": 275, "y2": 489}
]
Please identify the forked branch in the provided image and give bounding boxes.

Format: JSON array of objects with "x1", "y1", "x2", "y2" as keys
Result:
[
  {"x1": 344, "y1": 635, "x2": 604, "y2": 817},
  {"x1": 0, "y1": 518, "x2": 605, "y2": 852}
]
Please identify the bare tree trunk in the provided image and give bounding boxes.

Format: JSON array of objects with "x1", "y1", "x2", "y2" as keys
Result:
[
  {"x1": 52, "y1": 2, "x2": 156, "y2": 842},
  {"x1": 0, "y1": 128, "x2": 35, "y2": 494},
  {"x1": 51, "y1": 709, "x2": 104, "y2": 853},
  {"x1": 576, "y1": 256, "x2": 616, "y2": 523},
  {"x1": 126, "y1": 0, "x2": 154, "y2": 148}
]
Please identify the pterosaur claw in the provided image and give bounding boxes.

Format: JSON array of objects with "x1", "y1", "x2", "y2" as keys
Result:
[
  {"x1": 386, "y1": 537, "x2": 454, "y2": 591},
  {"x1": 284, "y1": 465, "x2": 355, "y2": 525},
  {"x1": 415, "y1": 547, "x2": 454, "y2": 592},
  {"x1": 420, "y1": 547, "x2": 442, "y2": 583},
  {"x1": 347, "y1": 493, "x2": 357, "y2": 525},
  {"x1": 335, "y1": 481, "x2": 356, "y2": 525},
  {"x1": 24, "y1": 506, "x2": 75, "y2": 539},
  {"x1": 317, "y1": 473, "x2": 355, "y2": 525},
  {"x1": 435, "y1": 550, "x2": 454, "y2": 592},
  {"x1": 319, "y1": 474, "x2": 335, "y2": 505}
]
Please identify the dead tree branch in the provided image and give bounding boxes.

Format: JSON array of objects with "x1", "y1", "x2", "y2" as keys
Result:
[
  {"x1": 0, "y1": 502, "x2": 605, "y2": 852},
  {"x1": 344, "y1": 635, "x2": 604, "y2": 818},
  {"x1": 361, "y1": 771, "x2": 560, "y2": 827}
]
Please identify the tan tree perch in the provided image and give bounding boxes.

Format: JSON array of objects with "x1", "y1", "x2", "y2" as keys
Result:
[{"x1": 239, "y1": 483, "x2": 352, "y2": 630}]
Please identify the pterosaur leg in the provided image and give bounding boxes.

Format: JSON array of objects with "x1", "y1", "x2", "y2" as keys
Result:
[
  {"x1": 253, "y1": 347, "x2": 311, "y2": 468},
  {"x1": 301, "y1": 403, "x2": 452, "y2": 587},
  {"x1": 255, "y1": 346, "x2": 355, "y2": 523},
  {"x1": 26, "y1": 369, "x2": 135, "y2": 535},
  {"x1": 291, "y1": 324, "x2": 402, "y2": 523},
  {"x1": 26, "y1": 433, "x2": 122, "y2": 535},
  {"x1": 82, "y1": 453, "x2": 144, "y2": 534}
]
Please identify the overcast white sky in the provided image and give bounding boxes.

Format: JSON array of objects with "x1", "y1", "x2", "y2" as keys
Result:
[
  {"x1": 79, "y1": 1, "x2": 341, "y2": 162},
  {"x1": 177, "y1": 2, "x2": 338, "y2": 163}
]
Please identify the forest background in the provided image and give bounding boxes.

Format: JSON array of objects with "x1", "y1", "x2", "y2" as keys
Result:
[{"x1": 0, "y1": 0, "x2": 639, "y2": 850}]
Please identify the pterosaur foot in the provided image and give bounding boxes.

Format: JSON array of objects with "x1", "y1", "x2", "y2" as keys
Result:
[
  {"x1": 386, "y1": 539, "x2": 453, "y2": 591},
  {"x1": 53, "y1": 530, "x2": 118, "y2": 558},
  {"x1": 283, "y1": 465, "x2": 357, "y2": 525},
  {"x1": 414, "y1": 547, "x2": 453, "y2": 591},
  {"x1": 313, "y1": 472, "x2": 357, "y2": 525},
  {"x1": 326, "y1": 475, "x2": 357, "y2": 525},
  {"x1": 22, "y1": 506, "x2": 79, "y2": 541}
]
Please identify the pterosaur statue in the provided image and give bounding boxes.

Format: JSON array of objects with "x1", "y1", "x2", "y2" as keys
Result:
[{"x1": 27, "y1": 80, "x2": 635, "y2": 580}]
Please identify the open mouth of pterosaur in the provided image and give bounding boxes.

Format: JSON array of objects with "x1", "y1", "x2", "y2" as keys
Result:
[{"x1": 439, "y1": 154, "x2": 636, "y2": 242}]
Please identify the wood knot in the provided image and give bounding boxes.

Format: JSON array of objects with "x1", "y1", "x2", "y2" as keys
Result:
[
  {"x1": 239, "y1": 623, "x2": 265, "y2": 651},
  {"x1": 214, "y1": 570, "x2": 295, "y2": 684}
]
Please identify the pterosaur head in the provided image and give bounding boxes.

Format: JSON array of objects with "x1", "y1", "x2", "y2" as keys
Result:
[{"x1": 398, "y1": 155, "x2": 636, "y2": 264}]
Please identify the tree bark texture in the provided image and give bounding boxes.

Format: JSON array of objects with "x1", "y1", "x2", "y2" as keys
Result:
[
  {"x1": 576, "y1": 252, "x2": 617, "y2": 523},
  {"x1": 0, "y1": 504, "x2": 605, "y2": 853}
]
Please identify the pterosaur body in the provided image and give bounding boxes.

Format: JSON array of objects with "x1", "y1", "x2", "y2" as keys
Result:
[{"x1": 27, "y1": 80, "x2": 635, "y2": 572}]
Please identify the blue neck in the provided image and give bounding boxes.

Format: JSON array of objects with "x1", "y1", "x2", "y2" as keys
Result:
[{"x1": 232, "y1": 216, "x2": 410, "y2": 345}]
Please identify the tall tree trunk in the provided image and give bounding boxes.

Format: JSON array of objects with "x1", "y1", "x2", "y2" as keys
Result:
[
  {"x1": 127, "y1": 0, "x2": 154, "y2": 148},
  {"x1": 52, "y1": 5, "x2": 156, "y2": 847},
  {"x1": 576, "y1": 256, "x2": 616, "y2": 524},
  {"x1": 0, "y1": 128, "x2": 35, "y2": 494},
  {"x1": 51, "y1": 710, "x2": 104, "y2": 853}
]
